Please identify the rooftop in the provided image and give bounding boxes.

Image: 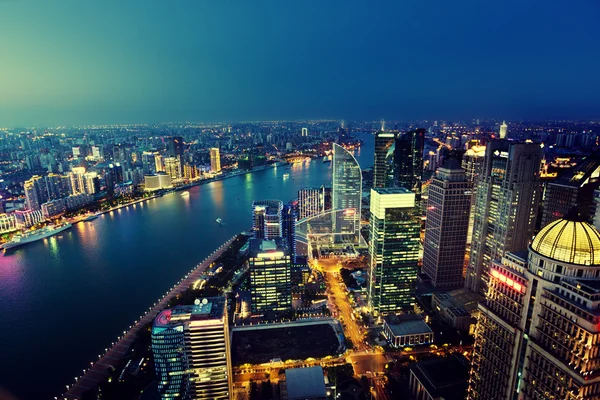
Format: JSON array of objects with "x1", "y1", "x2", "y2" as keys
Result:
[
  {"x1": 410, "y1": 355, "x2": 469, "y2": 400},
  {"x1": 384, "y1": 314, "x2": 433, "y2": 337},
  {"x1": 153, "y1": 297, "x2": 226, "y2": 328},
  {"x1": 285, "y1": 366, "x2": 326, "y2": 400},
  {"x1": 372, "y1": 187, "x2": 412, "y2": 195},
  {"x1": 531, "y1": 217, "x2": 600, "y2": 266}
]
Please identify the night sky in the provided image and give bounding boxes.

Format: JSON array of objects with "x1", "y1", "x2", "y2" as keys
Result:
[{"x1": 1, "y1": 0, "x2": 599, "y2": 126}]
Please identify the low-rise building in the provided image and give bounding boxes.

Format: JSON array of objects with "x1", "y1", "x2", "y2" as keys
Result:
[
  {"x1": 431, "y1": 288, "x2": 484, "y2": 334},
  {"x1": 280, "y1": 366, "x2": 327, "y2": 400},
  {"x1": 409, "y1": 355, "x2": 469, "y2": 400},
  {"x1": 382, "y1": 314, "x2": 433, "y2": 348}
]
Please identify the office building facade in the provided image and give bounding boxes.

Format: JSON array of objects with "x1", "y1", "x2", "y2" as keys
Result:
[
  {"x1": 368, "y1": 188, "x2": 420, "y2": 314},
  {"x1": 210, "y1": 147, "x2": 221, "y2": 173},
  {"x1": 373, "y1": 131, "x2": 396, "y2": 188},
  {"x1": 465, "y1": 141, "x2": 543, "y2": 294},
  {"x1": 423, "y1": 159, "x2": 472, "y2": 289},
  {"x1": 249, "y1": 239, "x2": 292, "y2": 314},
  {"x1": 297, "y1": 186, "x2": 331, "y2": 220},
  {"x1": 468, "y1": 216, "x2": 600, "y2": 400},
  {"x1": 393, "y1": 129, "x2": 425, "y2": 203},
  {"x1": 152, "y1": 297, "x2": 232, "y2": 400},
  {"x1": 332, "y1": 143, "x2": 362, "y2": 243},
  {"x1": 252, "y1": 200, "x2": 283, "y2": 239}
]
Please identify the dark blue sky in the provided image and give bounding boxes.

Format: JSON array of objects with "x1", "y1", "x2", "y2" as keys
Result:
[{"x1": 0, "y1": 0, "x2": 599, "y2": 126}]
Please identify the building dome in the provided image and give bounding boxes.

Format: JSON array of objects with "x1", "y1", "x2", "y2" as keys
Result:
[{"x1": 531, "y1": 218, "x2": 600, "y2": 265}]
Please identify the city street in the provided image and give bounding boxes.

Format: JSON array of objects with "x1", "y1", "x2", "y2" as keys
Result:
[{"x1": 315, "y1": 257, "x2": 369, "y2": 352}]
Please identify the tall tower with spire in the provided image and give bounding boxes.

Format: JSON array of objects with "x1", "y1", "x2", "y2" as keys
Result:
[{"x1": 499, "y1": 121, "x2": 508, "y2": 139}]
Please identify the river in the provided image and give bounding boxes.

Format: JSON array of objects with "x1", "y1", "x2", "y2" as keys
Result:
[{"x1": 0, "y1": 133, "x2": 374, "y2": 400}]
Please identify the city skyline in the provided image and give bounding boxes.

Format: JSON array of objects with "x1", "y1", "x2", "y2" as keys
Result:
[{"x1": 2, "y1": 1, "x2": 600, "y2": 126}]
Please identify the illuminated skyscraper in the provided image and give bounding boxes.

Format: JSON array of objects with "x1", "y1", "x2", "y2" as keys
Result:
[
  {"x1": 210, "y1": 148, "x2": 221, "y2": 173},
  {"x1": 368, "y1": 188, "x2": 420, "y2": 314},
  {"x1": 163, "y1": 156, "x2": 181, "y2": 180},
  {"x1": 248, "y1": 239, "x2": 292, "y2": 314},
  {"x1": 499, "y1": 121, "x2": 508, "y2": 139},
  {"x1": 252, "y1": 200, "x2": 283, "y2": 239},
  {"x1": 301, "y1": 127, "x2": 308, "y2": 137},
  {"x1": 332, "y1": 143, "x2": 362, "y2": 244},
  {"x1": 465, "y1": 141, "x2": 542, "y2": 294},
  {"x1": 393, "y1": 129, "x2": 425, "y2": 203},
  {"x1": 373, "y1": 131, "x2": 396, "y2": 189},
  {"x1": 24, "y1": 175, "x2": 47, "y2": 210},
  {"x1": 168, "y1": 136, "x2": 184, "y2": 176},
  {"x1": 151, "y1": 297, "x2": 232, "y2": 400},
  {"x1": 422, "y1": 159, "x2": 472, "y2": 289},
  {"x1": 461, "y1": 145, "x2": 486, "y2": 246},
  {"x1": 282, "y1": 203, "x2": 297, "y2": 262},
  {"x1": 468, "y1": 215, "x2": 600, "y2": 400},
  {"x1": 142, "y1": 151, "x2": 158, "y2": 175}
]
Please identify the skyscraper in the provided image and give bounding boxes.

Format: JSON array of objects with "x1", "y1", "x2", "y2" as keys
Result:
[
  {"x1": 461, "y1": 145, "x2": 486, "y2": 246},
  {"x1": 168, "y1": 136, "x2": 184, "y2": 176},
  {"x1": 301, "y1": 127, "x2": 308, "y2": 137},
  {"x1": 468, "y1": 215, "x2": 600, "y2": 400},
  {"x1": 163, "y1": 156, "x2": 181, "y2": 180},
  {"x1": 422, "y1": 159, "x2": 472, "y2": 289},
  {"x1": 499, "y1": 121, "x2": 508, "y2": 139},
  {"x1": 541, "y1": 153, "x2": 600, "y2": 227},
  {"x1": 393, "y1": 129, "x2": 425, "y2": 202},
  {"x1": 373, "y1": 131, "x2": 396, "y2": 189},
  {"x1": 142, "y1": 151, "x2": 158, "y2": 175},
  {"x1": 249, "y1": 239, "x2": 292, "y2": 314},
  {"x1": 151, "y1": 296, "x2": 232, "y2": 400},
  {"x1": 368, "y1": 188, "x2": 420, "y2": 314},
  {"x1": 465, "y1": 141, "x2": 543, "y2": 294},
  {"x1": 282, "y1": 203, "x2": 297, "y2": 262},
  {"x1": 24, "y1": 175, "x2": 47, "y2": 210},
  {"x1": 252, "y1": 200, "x2": 283, "y2": 239},
  {"x1": 332, "y1": 143, "x2": 362, "y2": 244},
  {"x1": 210, "y1": 148, "x2": 221, "y2": 173}
]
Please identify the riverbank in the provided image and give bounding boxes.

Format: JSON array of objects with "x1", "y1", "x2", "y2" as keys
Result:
[
  {"x1": 69, "y1": 162, "x2": 286, "y2": 226},
  {"x1": 62, "y1": 234, "x2": 240, "y2": 399}
]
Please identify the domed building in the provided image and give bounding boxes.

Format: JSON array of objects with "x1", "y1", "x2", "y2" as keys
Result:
[{"x1": 468, "y1": 215, "x2": 600, "y2": 400}]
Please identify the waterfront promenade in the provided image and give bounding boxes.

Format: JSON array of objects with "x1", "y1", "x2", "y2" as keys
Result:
[{"x1": 62, "y1": 235, "x2": 239, "y2": 399}]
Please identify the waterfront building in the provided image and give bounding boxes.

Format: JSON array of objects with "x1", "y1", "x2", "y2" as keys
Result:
[
  {"x1": 332, "y1": 143, "x2": 362, "y2": 244},
  {"x1": 541, "y1": 153, "x2": 600, "y2": 227},
  {"x1": 0, "y1": 214, "x2": 17, "y2": 234},
  {"x1": 152, "y1": 297, "x2": 232, "y2": 400},
  {"x1": 252, "y1": 200, "x2": 283, "y2": 239},
  {"x1": 24, "y1": 175, "x2": 46, "y2": 210},
  {"x1": 373, "y1": 131, "x2": 396, "y2": 188},
  {"x1": 44, "y1": 173, "x2": 63, "y2": 200},
  {"x1": 70, "y1": 166, "x2": 87, "y2": 194},
  {"x1": 368, "y1": 188, "x2": 420, "y2": 314},
  {"x1": 422, "y1": 158, "x2": 472, "y2": 289},
  {"x1": 142, "y1": 151, "x2": 158, "y2": 175},
  {"x1": 144, "y1": 173, "x2": 172, "y2": 191},
  {"x1": 65, "y1": 193, "x2": 93, "y2": 210},
  {"x1": 465, "y1": 141, "x2": 543, "y2": 294},
  {"x1": 461, "y1": 145, "x2": 486, "y2": 245},
  {"x1": 163, "y1": 156, "x2": 181, "y2": 180},
  {"x1": 210, "y1": 147, "x2": 221, "y2": 173},
  {"x1": 168, "y1": 136, "x2": 184, "y2": 176},
  {"x1": 83, "y1": 172, "x2": 100, "y2": 195},
  {"x1": 41, "y1": 199, "x2": 66, "y2": 218},
  {"x1": 393, "y1": 129, "x2": 425, "y2": 203},
  {"x1": 468, "y1": 215, "x2": 600, "y2": 400},
  {"x1": 14, "y1": 209, "x2": 44, "y2": 228},
  {"x1": 248, "y1": 239, "x2": 292, "y2": 314}
]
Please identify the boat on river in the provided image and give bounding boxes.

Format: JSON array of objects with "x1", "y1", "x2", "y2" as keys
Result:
[{"x1": 3, "y1": 223, "x2": 73, "y2": 251}]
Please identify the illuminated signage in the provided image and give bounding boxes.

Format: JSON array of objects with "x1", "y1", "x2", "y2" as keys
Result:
[{"x1": 491, "y1": 269, "x2": 523, "y2": 293}]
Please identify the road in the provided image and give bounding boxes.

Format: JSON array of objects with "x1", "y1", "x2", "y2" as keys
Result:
[
  {"x1": 62, "y1": 235, "x2": 239, "y2": 400},
  {"x1": 315, "y1": 258, "x2": 369, "y2": 352}
]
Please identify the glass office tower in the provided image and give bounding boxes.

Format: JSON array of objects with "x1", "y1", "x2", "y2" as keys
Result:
[
  {"x1": 368, "y1": 188, "x2": 420, "y2": 314},
  {"x1": 332, "y1": 143, "x2": 362, "y2": 244}
]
